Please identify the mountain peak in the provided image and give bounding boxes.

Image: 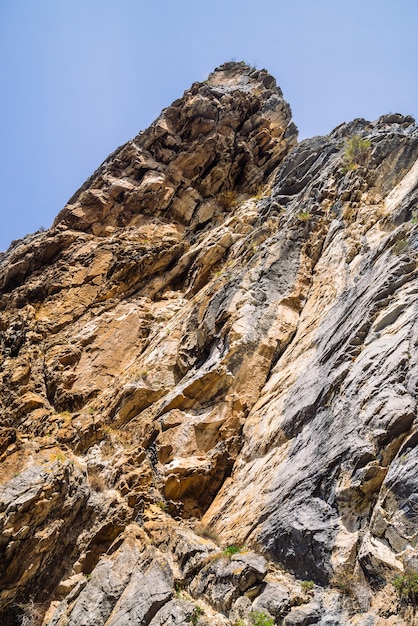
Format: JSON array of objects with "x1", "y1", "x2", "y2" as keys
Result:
[{"x1": 49, "y1": 61, "x2": 296, "y2": 238}]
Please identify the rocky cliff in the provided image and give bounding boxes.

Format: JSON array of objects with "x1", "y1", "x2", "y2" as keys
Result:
[{"x1": 0, "y1": 62, "x2": 417, "y2": 625}]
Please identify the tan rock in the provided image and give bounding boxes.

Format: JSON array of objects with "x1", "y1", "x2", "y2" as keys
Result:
[{"x1": 0, "y1": 64, "x2": 417, "y2": 625}]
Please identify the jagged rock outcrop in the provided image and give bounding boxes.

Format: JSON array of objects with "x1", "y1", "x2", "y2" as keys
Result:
[{"x1": 0, "y1": 62, "x2": 417, "y2": 625}]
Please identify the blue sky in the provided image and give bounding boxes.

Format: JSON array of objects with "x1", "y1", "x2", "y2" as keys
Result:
[{"x1": 1, "y1": 0, "x2": 417, "y2": 251}]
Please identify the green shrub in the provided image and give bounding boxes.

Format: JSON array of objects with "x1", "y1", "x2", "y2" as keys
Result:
[
  {"x1": 296, "y1": 210, "x2": 311, "y2": 221},
  {"x1": 392, "y1": 570, "x2": 418, "y2": 603},
  {"x1": 343, "y1": 135, "x2": 371, "y2": 168},
  {"x1": 187, "y1": 605, "x2": 204, "y2": 625},
  {"x1": 51, "y1": 452, "x2": 66, "y2": 463},
  {"x1": 223, "y1": 545, "x2": 241, "y2": 557},
  {"x1": 249, "y1": 611, "x2": 274, "y2": 626},
  {"x1": 300, "y1": 579, "x2": 315, "y2": 591},
  {"x1": 341, "y1": 163, "x2": 357, "y2": 173}
]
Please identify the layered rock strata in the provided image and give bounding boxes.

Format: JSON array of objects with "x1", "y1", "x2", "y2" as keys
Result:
[{"x1": 0, "y1": 63, "x2": 417, "y2": 625}]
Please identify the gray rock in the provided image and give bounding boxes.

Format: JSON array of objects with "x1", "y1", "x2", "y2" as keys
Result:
[
  {"x1": 284, "y1": 602, "x2": 321, "y2": 625},
  {"x1": 47, "y1": 541, "x2": 173, "y2": 626},
  {"x1": 189, "y1": 551, "x2": 267, "y2": 612},
  {"x1": 229, "y1": 595, "x2": 253, "y2": 623},
  {"x1": 49, "y1": 539, "x2": 142, "y2": 625},
  {"x1": 170, "y1": 528, "x2": 219, "y2": 578},
  {"x1": 105, "y1": 554, "x2": 173, "y2": 626},
  {"x1": 205, "y1": 119, "x2": 418, "y2": 582},
  {"x1": 0, "y1": 460, "x2": 89, "y2": 612},
  {"x1": 149, "y1": 599, "x2": 196, "y2": 626},
  {"x1": 251, "y1": 582, "x2": 290, "y2": 617}
]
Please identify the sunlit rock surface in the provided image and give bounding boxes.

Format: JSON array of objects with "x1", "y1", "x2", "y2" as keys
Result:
[{"x1": 0, "y1": 63, "x2": 417, "y2": 625}]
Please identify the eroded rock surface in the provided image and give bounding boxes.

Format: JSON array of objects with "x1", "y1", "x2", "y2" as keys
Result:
[{"x1": 0, "y1": 62, "x2": 417, "y2": 625}]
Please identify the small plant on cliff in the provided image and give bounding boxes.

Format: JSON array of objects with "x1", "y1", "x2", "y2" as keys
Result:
[
  {"x1": 393, "y1": 237, "x2": 408, "y2": 255},
  {"x1": 343, "y1": 135, "x2": 371, "y2": 168},
  {"x1": 205, "y1": 544, "x2": 245, "y2": 563},
  {"x1": 15, "y1": 600, "x2": 42, "y2": 626},
  {"x1": 249, "y1": 610, "x2": 274, "y2": 626},
  {"x1": 218, "y1": 190, "x2": 237, "y2": 209},
  {"x1": 392, "y1": 570, "x2": 418, "y2": 604},
  {"x1": 296, "y1": 210, "x2": 311, "y2": 221},
  {"x1": 50, "y1": 452, "x2": 66, "y2": 463},
  {"x1": 223, "y1": 544, "x2": 242, "y2": 557},
  {"x1": 300, "y1": 579, "x2": 315, "y2": 592},
  {"x1": 187, "y1": 605, "x2": 204, "y2": 625},
  {"x1": 194, "y1": 522, "x2": 220, "y2": 544},
  {"x1": 341, "y1": 162, "x2": 357, "y2": 173},
  {"x1": 254, "y1": 186, "x2": 272, "y2": 200},
  {"x1": 55, "y1": 410, "x2": 71, "y2": 423}
]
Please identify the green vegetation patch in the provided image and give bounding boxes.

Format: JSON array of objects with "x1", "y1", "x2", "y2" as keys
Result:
[
  {"x1": 223, "y1": 544, "x2": 242, "y2": 557},
  {"x1": 300, "y1": 579, "x2": 315, "y2": 591},
  {"x1": 296, "y1": 210, "x2": 311, "y2": 221},
  {"x1": 187, "y1": 605, "x2": 204, "y2": 625},
  {"x1": 392, "y1": 570, "x2": 418, "y2": 603},
  {"x1": 343, "y1": 135, "x2": 371, "y2": 168},
  {"x1": 249, "y1": 610, "x2": 275, "y2": 626}
]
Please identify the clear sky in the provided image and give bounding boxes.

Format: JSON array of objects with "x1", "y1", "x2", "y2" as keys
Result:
[{"x1": 1, "y1": 0, "x2": 417, "y2": 251}]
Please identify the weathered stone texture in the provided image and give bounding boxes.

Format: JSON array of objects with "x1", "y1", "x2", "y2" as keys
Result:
[{"x1": 0, "y1": 63, "x2": 417, "y2": 625}]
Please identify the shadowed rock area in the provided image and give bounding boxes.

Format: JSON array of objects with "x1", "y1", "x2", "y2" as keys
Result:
[{"x1": 0, "y1": 62, "x2": 417, "y2": 625}]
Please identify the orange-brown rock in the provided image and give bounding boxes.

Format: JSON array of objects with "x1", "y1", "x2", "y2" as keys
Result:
[{"x1": 0, "y1": 64, "x2": 417, "y2": 625}]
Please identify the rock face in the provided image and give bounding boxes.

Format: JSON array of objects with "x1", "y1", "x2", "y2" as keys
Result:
[{"x1": 0, "y1": 63, "x2": 417, "y2": 625}]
